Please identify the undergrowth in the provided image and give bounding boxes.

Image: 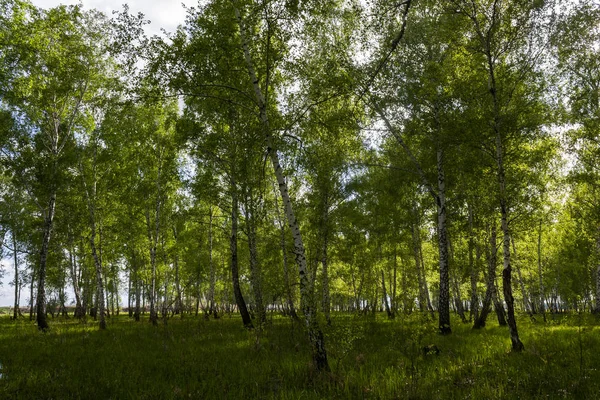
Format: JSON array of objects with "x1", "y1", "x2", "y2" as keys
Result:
[{"x1": 0, "y1": 311, "x2": 598, "y2": 399}]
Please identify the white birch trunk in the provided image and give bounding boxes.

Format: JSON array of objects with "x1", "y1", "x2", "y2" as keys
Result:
[{"x1": 234, "y1": 5, "x2": 329, "y2": 370}]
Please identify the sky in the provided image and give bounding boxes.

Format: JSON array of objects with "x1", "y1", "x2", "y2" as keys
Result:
[
  {"x1": 0, "y1": 0, "x2": 198, "y2": 308},
  {"x1": 31, "y1": 0, "x2": 198, "y2": 36}
]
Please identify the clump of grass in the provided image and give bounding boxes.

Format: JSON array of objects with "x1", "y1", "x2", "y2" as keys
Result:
[{"x1": 0, "y1": 312, "x2": 598, "y2": 399}]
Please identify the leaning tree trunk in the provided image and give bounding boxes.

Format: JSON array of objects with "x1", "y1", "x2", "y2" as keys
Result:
[
  {"x1": 36, "y1": 192, "x2": 56, "y2": 331},
  {"x1": 230, "y1": 184, "x2": 253, "y2": 329},
  {"x1": 235, "y1": 5, "x2": 329, "y2": 371}
]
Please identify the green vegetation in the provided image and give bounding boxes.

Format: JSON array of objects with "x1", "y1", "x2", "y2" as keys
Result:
[
  {"x1": 0, "y1": 312, "x2": 599, "y2": 399},
  {"x1": 1, "y1": 0, "x2": 600, "y2": 394}
]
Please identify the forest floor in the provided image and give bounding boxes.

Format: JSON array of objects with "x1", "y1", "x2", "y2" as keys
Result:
[{"x1": 0, "y1": 311, "x2": 598, "y2": 399}]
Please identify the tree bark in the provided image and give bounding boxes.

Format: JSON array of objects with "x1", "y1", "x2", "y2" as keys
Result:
[
  {"x1": 474, "y1": 224, "x2": 498, "y2": 329},
  {"x1": 36, "y1": 192, "x2": 56, "y2": 331},
  {"x1": 436, "y1": 147, "x2": 451, "y2": 334},
  {"x1": 275, "y1": 191, "x2": 299, "y2": 321},
  {"x1": 468, "y1": 203, "x2": 479, "y2": 322},
  {"x1": 12, "y1": 231, "x2": 19, "y2": 320},
  {"x1": 321, "y1": 196, "x2": 331, "y2": 325},
  {"x1": 208, "y1": 207, "x2": 217, "y2": 318},
  {"x1": 173, "y1": 226, "x2": 183, "y2": 316},
  {"x1": 382, "y1": 270, "x2": 393, "y2": 318},
  {"x1": 235, "y1": 5, "x2": 328, "y2": 371},
  {"x1": 511, "y1": 237, "x2": 533, "y2": 315},
  {"x1": 538, "y1": 220, "x2": 546, "y2": 320},
  {"x1": 230, "y1": 183, "x2": 253, "y2": 329},
  {"x1": 595, "y1": 224, "x2": 600, "y2": 313},
  {"x1": 244, "y1": 192, "x2": 266, "y2": 325}
]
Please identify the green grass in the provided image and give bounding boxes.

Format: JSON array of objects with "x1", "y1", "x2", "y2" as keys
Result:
[{"x1": 0, "y1": 311, "x2": 598, "y2": 399}]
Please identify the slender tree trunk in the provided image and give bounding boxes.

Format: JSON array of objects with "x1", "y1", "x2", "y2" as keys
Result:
[
  {"x1": 208, "y1": 207, "x2": 217, "y2": 318},
  {"x1": 231, "y1": 184, "x2": 253, "y2": 328},
  {"x1": 468, "y1": 203, "x2": 479, "y2": 322},
  {"x1": 474, "y1": 224, "x2": 498, "y2": 329},
  {"x1": 391, "y1": 247, "x2": 398, "y2": 314},
  {"x1": 493, "y1": 278, "x2": 508, "y2": 326},
  {"x1": 436, "y1": 147, "x2": 451, "y2": 334},
  {"x1": 595, "y1": 224, "x2": 600, "y2": 314},
  {"x1": 235, "y1": 6, "x2": 328, "y2": 370},
  {"x1": 29, "y1": 266, "x2": 35, "y2": 321},
  {"x1": 245, "y1": 196, "x2": 266, "y2": 325},
  {"x1": 382, "y1": 270, "x2": 393, "y2": 318},
  {"x1": 12, "y1": 231, "x2": 19, "y2": 320},
  {"x1": 321, "y1": 197, "x2": 331, "y2": 325},
  {"x1": 452, "y1": 275, "x2": 467, "y2": 323},
  {"x1": 36, "y1": 192, "x2": 56, "y2": 331},
  {"x1": 128, "y1": 270, "x2": 133, "y2": 318},
  {"x1": 482, "y1": 33, "x2": 524, "y2": 349},
  {"x1": 172, "y1": 226, "x2": 183, "y2": 316},
  {"x1": 134, "y1": 255, "x2": 141, "y2": 322},
  {"x1": 511, "y1": 237, "x2": 533, "y2": 315},
  {"x1": 146, "y1": 206, "x2": 159, "y2": 326},
  {"x1": 276, "y1": 191, "x2": 299, "y2": 321},
  {"x1": 538, "y1": 220, "x2": 546, "y2": 320}
]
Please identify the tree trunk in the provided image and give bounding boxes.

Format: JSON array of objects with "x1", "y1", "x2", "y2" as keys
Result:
[
  {"x1": 511, "y1": 237, "x2": 533, "y2": 315},
  {"x1": 436, "y1": 147, "x2": 451, "y2": 334},
  {"x1": 276, "y1": 191, "x2": 299, "y2": 321},
  {"x1": 245, "y1": 194, "x2": 266, "y2": 325},
  {"x1": 474, "y1": 224, "x2": 498, "y2": 329},
  {"x1": 382, "y1": 270, "x2": 393, "y2": 318},
  {"x1": 90, "y1": 232, "x2": 106, "y2": 329},
  {"x1": 493, "y1": 278, "x2": 508, "y2": 326},
  {"x1": 538, "y1": 220, "x2": 546, "y2": 320},
  {"x1": 12, "y1": 231, "x2": 19, "y2": 320},
  {"x1": 452, "y1": 275, "x2": 467, "y2": 323},
  {"x1": 230, "y1": 184, "x2": 253, "y2": 329},
  {"x1": 595, "y1": 224, "x2": 600, "y2": 313},
  {"x1": 500, "y1": 196, "x2": 524, "y2": 350},
  {"x1": 484, "y1": 31, "x2": 524, "y2": 350},
  {"x1": 36, "y1": 192, "x2": 56, "y2": 331},
  {"x1": 235, "y1": 5, "x2": 328, "y2": 371},
  {"x1": 172, "y1": 226, "x2": 183, "y2": 316},
  {"x1": 29, "y1": 266, "x2": 35, "y2": 321},
  {"x1": 321, "y1": 197, "x2": 331, "y2": 325},
  {"x1": 468, "y1": 203, "x2": 479, "y2": 322},
  {"x1": 208, "y1": 207, "x2": 217, "y2": 318},
  {"x1": 146, "y1": 206, "x2": 159, "y2": 327}
]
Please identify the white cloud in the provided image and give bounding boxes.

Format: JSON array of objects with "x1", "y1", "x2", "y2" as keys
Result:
[{"x1": 30, "y1": 0, "x2": 198, "y2": 36}]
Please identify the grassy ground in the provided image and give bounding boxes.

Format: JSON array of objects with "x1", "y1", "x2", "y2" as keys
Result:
[{"x1": 0, "y1": 311, "x2": 598, "y2": 399}]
